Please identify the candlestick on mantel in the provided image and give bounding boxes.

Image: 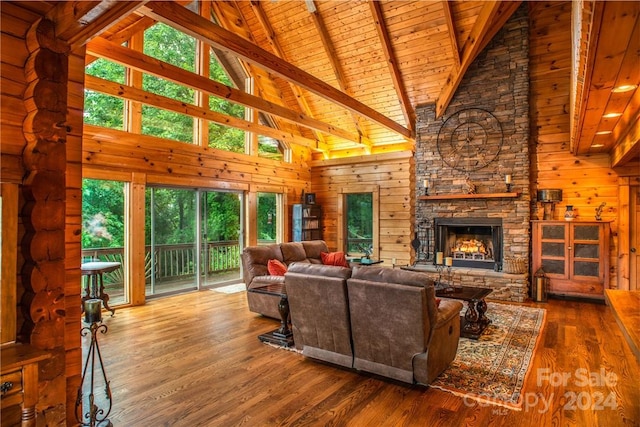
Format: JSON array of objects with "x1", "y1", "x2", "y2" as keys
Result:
[
  {"x1": 436, "y1": 252, "x2": 443, "y2": 265},
  {"x1": 505, "y1": 174, "x2": 513, "y2": 192},
  {"x1": 444, "y1": 256, "x2": 453, "y2": 266},
  {"x1": 423, "y1": 179, "x2": 429, "y2": 196}
]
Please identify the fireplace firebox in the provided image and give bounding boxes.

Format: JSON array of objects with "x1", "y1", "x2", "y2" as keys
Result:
[{"x1": 434, "y1": 218, "x2": 503, "y2": 270}]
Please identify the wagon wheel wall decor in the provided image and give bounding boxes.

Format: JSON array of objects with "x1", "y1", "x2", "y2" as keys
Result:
[{"x1": 436, "y1": 108, "x2": 504, "y2": 173}]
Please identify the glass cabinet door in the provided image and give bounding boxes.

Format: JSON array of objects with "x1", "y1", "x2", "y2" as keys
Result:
[
  {"x1": 571, "y1": 224, "x2": 602, "y2": 280},
  {"x1": 539, "y1": 224, "x2": 569, "y2": 278}
]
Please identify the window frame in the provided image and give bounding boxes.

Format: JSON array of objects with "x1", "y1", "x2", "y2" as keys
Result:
[{"x1": 338, "y1": 185, "x2": 379, "y2": 259}]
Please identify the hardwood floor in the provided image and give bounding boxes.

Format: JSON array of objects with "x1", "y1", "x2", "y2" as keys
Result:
[{"x1": 89, "y1": 289, "x2": 639, "y2": 426}]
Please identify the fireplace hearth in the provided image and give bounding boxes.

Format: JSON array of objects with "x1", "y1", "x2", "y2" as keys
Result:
[{"x1": 434, "y1": 218, "x2": 503, "y2": 270}]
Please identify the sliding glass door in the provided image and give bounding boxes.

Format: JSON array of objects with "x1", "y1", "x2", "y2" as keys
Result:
[
  {"x1": 201, "y1": 191, "x2": 242, "y2": 287},
  {"x1": 145, "y1": 187, "x2": 243, "y2": 297},
  {"x1": 146, "y1": 187, "x2": 198, "y2": 296}
]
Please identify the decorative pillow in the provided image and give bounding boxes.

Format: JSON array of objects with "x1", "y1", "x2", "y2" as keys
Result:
[
  {"x1": 267, "y1": 259, "x2": 288, "y2": 276},
  {"x1": 320, "y1": 251, "x2": 349, "y2": 268},
  {"x1": 435, "y1": 297, "x2": 442, "y2": 307}
]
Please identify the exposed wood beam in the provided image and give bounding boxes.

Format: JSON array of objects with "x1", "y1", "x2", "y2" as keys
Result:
[
  {"x1": 85, "y1": 74, "x2": 324, "y2": 150},
  {"x1": 435, "y1": 1, "x2": 521, "y2": 118},
  {"x1": 86, "y1": 37, "x2": 360, "y2": 147},
  {"x1": 246, "y1": 1, "x2": 329, "y2": 148},
  {"x1": 570, "y1": 0, "x2": 601, "y2": 154},
  {"x1": 308, "y1": 1, "x2": 372, "y2": 149},
  {"x1": 139, "y1": 1, "x2": 412, "y2": 139},
  {"x1": 46, "y1": 0, "x2": 149, "y2": 50},
  {"x1": 611, "y1": 114, "x2": 640, "y2": 168},
  {"x1": 441, "y1": 1, "x2": 461, "y2": 71},
  {"x1": 369, "y1": 0, "x2": 415, "y2": 131}
]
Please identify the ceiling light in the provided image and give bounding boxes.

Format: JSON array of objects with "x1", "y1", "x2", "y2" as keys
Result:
[
  {"x1": 603, "y1": 112, "x2": 622, "y2": 119},
  {"x1": 595, "y1": 130, "x2": 612, "y2": 135},
  {"x1": 591, "y1": 143, "x2": 604, "y2": 148},
  {"x1": 612, "y1": 84, "x2": 638, "y2": 93}
]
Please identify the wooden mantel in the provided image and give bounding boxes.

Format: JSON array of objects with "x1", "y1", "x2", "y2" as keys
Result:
[{"x1": 419, "y1": 192, "x2": 520, "y2": 201}]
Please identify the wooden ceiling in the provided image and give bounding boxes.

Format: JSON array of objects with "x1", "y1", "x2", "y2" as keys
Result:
[{"x1": 17, "y1": 1, "x2": 640, "y2": 166}]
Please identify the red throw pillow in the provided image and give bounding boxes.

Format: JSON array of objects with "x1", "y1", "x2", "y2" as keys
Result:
[
  {"x1": 267, "y1": 259, "x2": 287, "y2": 276},
  {"x1": 320, "y1": 251, "x2": 349, "y2": 268}
]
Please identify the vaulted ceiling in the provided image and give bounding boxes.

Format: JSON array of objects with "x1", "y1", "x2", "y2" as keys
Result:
[{"x1": 16, "y1": 1, "x2": 640, "y2": 166}]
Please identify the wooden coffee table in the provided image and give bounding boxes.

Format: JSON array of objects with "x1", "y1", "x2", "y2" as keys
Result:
[
  {"x1": 436, "y1": 286, "x2": 492, "y2": 339},
  {"x1": 247, "y1": 283, "x2": 294, "y2": 348}
]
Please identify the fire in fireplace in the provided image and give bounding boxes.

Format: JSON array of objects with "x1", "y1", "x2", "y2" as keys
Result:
[{"x1": 434, "y1": 218, "x2": 503, "y2": 270}]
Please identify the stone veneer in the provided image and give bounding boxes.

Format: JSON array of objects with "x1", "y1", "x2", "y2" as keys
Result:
[{"x1": 414, "y1": 5, "x2": 531, "y2": 302}]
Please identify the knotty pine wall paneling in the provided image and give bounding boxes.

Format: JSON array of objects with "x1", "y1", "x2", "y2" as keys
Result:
[
  {"x1": 529, "y1": 1, "x2": 635, "y2": 290},
  {"x1": 310, "y1": 151, "x2": 414, "y2": 267}
]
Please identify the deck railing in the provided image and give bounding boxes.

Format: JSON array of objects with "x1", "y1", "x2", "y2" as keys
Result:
[{"x1": 82, "y1": 241, "x2": 241, "y2": 285}]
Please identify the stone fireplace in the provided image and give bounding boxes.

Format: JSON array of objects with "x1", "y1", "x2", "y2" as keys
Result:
[{"x1": 411, "y1": 5, "x2": 531, "y2": 302}]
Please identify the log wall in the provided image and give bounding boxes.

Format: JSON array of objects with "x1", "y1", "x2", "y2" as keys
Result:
[{"x1": 0, "y1": 3, "x2": 75, "y2": 424}]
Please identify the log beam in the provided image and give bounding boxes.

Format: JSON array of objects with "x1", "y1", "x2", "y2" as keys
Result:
[{"x1": 139, "y1": 1, "x2": 413, "y2": 139}]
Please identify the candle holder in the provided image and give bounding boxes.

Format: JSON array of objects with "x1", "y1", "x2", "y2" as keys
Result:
[
  {"x1": 505, "y1": 182, "x2": 512, "y2": 192},
  {"x1": 434, "y1": 264, "x2": 445, "y2": 287},
  {"x1": 75, "y1": 299, "x2": 113, "y2": 427}
]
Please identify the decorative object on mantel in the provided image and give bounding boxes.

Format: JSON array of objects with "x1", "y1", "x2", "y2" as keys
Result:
[
  {"x1": 422, "y1": 178, "x2": 429, "y2": 196},
  {"x1": 464, "y1": 177, "x2": 477, "y2": 194},
  {"x1": 76, "y1": 299, "x2": 113, "y2": 427},
  {"x1": 436, "y1": 108, "x2": 503, "y2": 173},
  {"x1": 537, "y1": 189, "x2": 562, "y2": 220},
  {"x1": 505, "y1": 174, "x2": 512, "y2": 193},
  {"x1": 595, "y1": 202, "x2": 606, "y2": 221},
  {"x1": 564, "y1": 205, "x2": 575, "y2": 221}
]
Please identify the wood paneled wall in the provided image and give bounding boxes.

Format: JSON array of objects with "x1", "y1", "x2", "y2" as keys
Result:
[
  {"x1": 310, "y1": 151, "x2": 414, "y2": 266},
  {"x1": 529, "y1": 1, "x2": 638, "y2": 289}
]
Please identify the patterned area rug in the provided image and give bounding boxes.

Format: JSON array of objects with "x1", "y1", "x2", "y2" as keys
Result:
[{"x1": 430, "y1": 302, "x2": 546, "y2": 410}]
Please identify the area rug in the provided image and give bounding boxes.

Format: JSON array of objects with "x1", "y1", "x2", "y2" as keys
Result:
[
  {"x1": 430, "y1": 302, "x2": 546, "y2": 410},
  {"x1": 210, "y1": 283, "x2": 246, "y2": 294}
]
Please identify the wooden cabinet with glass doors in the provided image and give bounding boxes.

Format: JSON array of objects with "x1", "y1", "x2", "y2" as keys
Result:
[{"x1": 531, "y1": 220, "x2": 610, "y2": 300}]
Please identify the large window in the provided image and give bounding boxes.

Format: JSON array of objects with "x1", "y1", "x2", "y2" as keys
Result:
[
  {"x1": 340, "y1": 186, "x2": 379, "y2": 258},
  {"x1": 345, "y1": 193, "x2": 373, "y2": 255},
  {"x1": 84, "y1": 58, "x2": 125, "y2": 129},
  {"x1": 81, "y1": 179, "x2": 127, "y2": 305},
  {"x1": 257, "y1": 192, "x2": 281, "y2": 244}
]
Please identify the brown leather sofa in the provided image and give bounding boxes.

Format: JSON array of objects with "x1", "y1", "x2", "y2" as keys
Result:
[
  {"x1": 284, "y1": 264, "x2": 463, "y2": 385},
  {"x1": 241, "y1": 240, "x2": 328, "y2": 319},
  {"x1": 347, "y1": 266, "x2": 463, "y2": 385},
  {"x1": 285, "y1": 262, "x2": 353, "y2": 368}
]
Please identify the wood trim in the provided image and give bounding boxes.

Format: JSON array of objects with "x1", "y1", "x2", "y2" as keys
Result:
[
  {"x1": 419, "y1": 192, "x2": 520, "y2": 201},
  {"x1": 338, "y1": 184, "x2": 380, "y2": 259},
  {"x1": 310, "y1": 150, "x2": 413, "y2": 167},
  {"x1": 1, "y1": 183, "x2": 18, "y2": 344},
  {"x1": 618, "y1": 178, "x2": 631, "y2": 290},
  {"x1": 128, "y1": 174, "x2": 146, "y2": 306}
]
